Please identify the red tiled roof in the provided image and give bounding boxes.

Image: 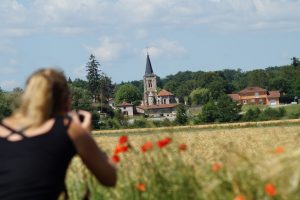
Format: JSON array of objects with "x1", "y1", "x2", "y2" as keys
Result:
[
  {"x1": 137, "y1": 103, "x2": 179, "y2": 110},
  {"x1": 228, "y1": 93, "x2": 240, "y2": 101},
  {"x1": 158, "y1": 89, "x2": 173, "y2": 96},
  {"x1": 238, "y1": 87, "x2": 266, "y2": 94},
  {"x1": 268, "y1": 91, "x2": 280, "y2": 98},
  {"x1": 116, "y1": 102, "x2": 133, "y2": 107}
]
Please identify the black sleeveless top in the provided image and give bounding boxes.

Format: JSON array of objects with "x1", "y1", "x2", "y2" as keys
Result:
[{"x1": 0, "y1": 116, "x2": 76, "y2": 200}]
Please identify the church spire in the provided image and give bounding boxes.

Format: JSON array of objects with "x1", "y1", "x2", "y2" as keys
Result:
[{"x1": 145, "y1": 52, "x2": 154, "y2": 75}]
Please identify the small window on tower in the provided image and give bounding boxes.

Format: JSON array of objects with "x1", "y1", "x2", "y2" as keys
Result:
[{"x1": 148, "y1": 80, "x2": 152, "y2": 88}]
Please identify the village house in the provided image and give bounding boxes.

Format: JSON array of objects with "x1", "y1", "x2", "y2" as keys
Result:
[
  {"x1": 136, "y1": 53, "x2": 179, "y2": 118},
  {"x1": 115, "y1": 102, "x2": 135, "y2": 116},
  {"x1": 229, "y1": 86, "x2": 280, "y2": 106}
]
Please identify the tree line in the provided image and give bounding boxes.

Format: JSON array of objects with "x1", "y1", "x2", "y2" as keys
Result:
[{"x1": 0, "y1": 56, "x2": 299, "y2": 129}]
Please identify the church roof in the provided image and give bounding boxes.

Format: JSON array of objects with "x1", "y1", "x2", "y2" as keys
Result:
[
  {"x1": 116, "y1": 102, "x2": 133, "y2": 107},
  {"x1": 158, "y1": 89, "x2": 174, "y2": 96},
  {"x1": 145, "y1": 54, "x2": 154, "y2": 76}
]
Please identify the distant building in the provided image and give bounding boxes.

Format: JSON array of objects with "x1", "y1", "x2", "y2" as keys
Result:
[
  {"x1": 115, "y1": 102, "x2": 135, "y2": 116},
  {"x1": 137, "y1": 53, "x2": 179, "y2": 117},
  {"x1": 229, "y1": 86, "x2": 280, "y2": 106}
]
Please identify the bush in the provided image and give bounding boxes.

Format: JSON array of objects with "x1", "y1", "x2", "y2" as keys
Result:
[
  {"x1": 259, "y1": 107, "x2": 286, "y2": 121},
  {"x1": 132, "y1": 118, "x2": 149, "y2": 128},
  {"x1": 243, "y1": 108, "x2": 261, "y2": 121}
]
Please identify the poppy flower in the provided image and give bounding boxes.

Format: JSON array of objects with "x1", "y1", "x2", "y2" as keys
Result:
[
  {"x1": 212, "y1": 162, "x2": 222, "y2": 172},
  {"x1": 265, "y1": 183, "x2": 276, "y2": 197},
  {"x1": 119, "y1": 135, "x2": 128, "y2": 144},
  {"x1": 157, "y1": 137, "x2": 172, "y2": 148},
  {"x1": 114, "y1": 145, "x2": 128, "y2": 154},
  {"x1": 179, "y1": 144, "x2": 187, "y2": 151},
  {"x1": 275, "y1": 146, "x2": 284, "y2": 154},
  {"x1": 112, "y1": 155, "x2": 120, "y2": 164},
  {"x1": 141, "y1": 141, "x2": 153, "y2": 152},
  {"x1": 136, "y1": 183, "x2": 146, "y2": 192},
  {"x1": 234, "y1": 195, "x2": 245, "y2": 200}
]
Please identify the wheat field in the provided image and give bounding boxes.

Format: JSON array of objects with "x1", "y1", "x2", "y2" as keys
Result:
[{"x1": 66, "y1": 123, "x2": 300, "y2": 200}]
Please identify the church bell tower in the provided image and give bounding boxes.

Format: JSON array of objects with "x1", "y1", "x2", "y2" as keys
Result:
[{"x1": 143, "y1": 53, "x2": 157, "y2": 106}]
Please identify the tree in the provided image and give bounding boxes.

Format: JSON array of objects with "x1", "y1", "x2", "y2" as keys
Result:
[
  {"x1": 86, "y1": 54, "x2": 101, "y2": 102},
  {"x1": 175, "y1": 104, "x2": 188, "y2": 125},
  {"x1": 199, "y1": 101, "x2": 219, "y2": 123},
  {"x1": 216, "y1": 95, "x2": 241, "y2": 122},
  {"x1": 115, "y1": 84, "x2": 142, "y2": 106},
  {"x1": 69, "y1": 85, "x2": 93, "y2": 111},
  {"x1": 291, "y1": 57, "x2": 300, "y2": 67},
  {"x1": 98, "y1": 74, "x2": 114, "y2": 106},
  {"x1": 243, "y1": 108, "x2": 260, "y2": 121},
  {"x1": 189, "y1": 88, "x2": 211, "y2": 106},
  {"x1": 200, "y1": 95, "x2": 241, "y2": 123},
  {"x1": 0, "y1": 91, "x2": 12, "y2": 120},
  {"x1": 246, "y1": 70, "x2": 268, "y2": 88}
]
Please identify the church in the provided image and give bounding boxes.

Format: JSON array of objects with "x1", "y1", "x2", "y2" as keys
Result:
[{"x1": 136, "y1": 53, "x2": 179, "y2": 118}]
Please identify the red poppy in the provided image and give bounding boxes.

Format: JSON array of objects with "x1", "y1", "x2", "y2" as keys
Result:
[
  {"x1": 234, "y1": 195, "x2": 245, "y2": 200},
  {"x1": 114, "y1": 145, "x2": 128, "y2": 154},
  {"x1": 136, "y1": 183, "x2": 146, "y2": 192},
  {"x1": 265, "y1": 183, "x2": 276, "y2": 197},
  {"x1": 119, "y1": 135, "x2": 128, "y2": 144},
  {"x1": 212, "y1": 162, "x2": 222, "y2": 172},
  {"x1": 141, "y1": 141, "x2": 153, "y2": 152},
  {"x1": 179, "y1": 144, "x2": 187, "y2": 151},
  {"x1": 112, "y1": 155, "x2": 120, "y2": 164},
  {"x1": 275, "y1": 146, "x2": 284, "y2": 154},
  {"x1": 157, "y1": 137, "x2": 172, "y2": 148}
]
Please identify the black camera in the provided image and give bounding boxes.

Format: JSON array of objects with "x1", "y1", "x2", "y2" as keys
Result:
[{"x1": 76, "y1": 111, "x2": 85, "y2": 122}]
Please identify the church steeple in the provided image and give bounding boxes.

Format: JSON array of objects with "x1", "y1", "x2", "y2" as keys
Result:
[{"x1": 145, "y1": 53, "x2": 154, "y2": 76}]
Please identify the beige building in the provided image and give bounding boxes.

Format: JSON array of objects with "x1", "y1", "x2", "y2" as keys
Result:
[{"x1": 116, "y1": 102, "x2": 135, "y2": 116}]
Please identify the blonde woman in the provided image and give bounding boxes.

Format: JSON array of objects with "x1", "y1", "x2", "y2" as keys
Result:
[{"x1": 0, "y1": 68, "x2": 116, "y2": 200}]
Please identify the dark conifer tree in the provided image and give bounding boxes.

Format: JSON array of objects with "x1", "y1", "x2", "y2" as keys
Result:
[{"x1": 86, "y1": 54, "x2": 101, "y2": 102}]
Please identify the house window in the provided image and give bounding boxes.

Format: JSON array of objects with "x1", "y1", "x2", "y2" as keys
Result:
[
  {"x1": 251, "y1": 99, "x2": 255, "y2": 103},
  {"x1": 148, "y1": 80, "x2": 152, "y2": 88},
  {"x1": 123, "y1": 107, "x2": 126, "y2": 109},
  {"x1": 255, "y1": 92, "x2": 259, "y2": 98},
  {"x1": 259, "y1": 99, "x2": 263, "y2": 104},
  {"x1": 163, "y1": 99, "x2": 167, "y2": 104},
  {"x1": 243, "y1": 100, "x2": 247, "y2": 104}
]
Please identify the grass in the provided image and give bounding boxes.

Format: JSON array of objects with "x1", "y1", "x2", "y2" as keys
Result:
[{"x1": 65, "y1": 124, "x2": 300, "y2": 200}]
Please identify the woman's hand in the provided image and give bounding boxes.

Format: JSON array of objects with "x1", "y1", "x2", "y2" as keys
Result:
[{"x1": 70, "y1": 110, "x2": 92, "y2": 133}]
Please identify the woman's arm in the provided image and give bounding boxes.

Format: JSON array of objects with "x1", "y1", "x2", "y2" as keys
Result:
[{"x1": 67, "y1": 110, "x2": 117, "y2": 187}]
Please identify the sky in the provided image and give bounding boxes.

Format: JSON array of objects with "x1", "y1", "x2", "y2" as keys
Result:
[{"x1": 0, "y1": 0, "x2": 300, "y2": 91}]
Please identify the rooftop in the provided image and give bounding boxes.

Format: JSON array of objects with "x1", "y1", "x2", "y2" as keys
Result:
[{"x1": 157, "y1": 89, "x2": 174, "y2": 96}]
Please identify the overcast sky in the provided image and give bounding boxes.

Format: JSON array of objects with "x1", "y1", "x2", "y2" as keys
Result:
[{"x1": 0, "y1": 0, "x2": 299, "y2": 90}]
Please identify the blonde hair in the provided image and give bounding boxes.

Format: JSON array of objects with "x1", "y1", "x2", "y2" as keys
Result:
[{"x1": 13, "y1": 68, "x2": 70, "y2": 127}]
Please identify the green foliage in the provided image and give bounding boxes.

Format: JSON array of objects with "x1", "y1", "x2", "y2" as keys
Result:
[
  {"x1": 216, "y1": 95, "x2": 241, "y2": 122},
  {"x1": 291, "y1": 57, "x2": 300, "y2": 67},
  {"x1": 200, "y1": 101, "x2": 219, "y2": 123},
  {"x1": 189, "y1": 88, "x2": 211, "y2": 106},
  {"x1": 200, "y1": 95, "x2": 241, "y2": 123},
  {"x1": 175, "y1": 104, "x2": 188, "y2": 125},
  {"x1": 0, "y1": 92, "x2": 13, "y2": 120},
  {"x1": 115, "y1": 84, "x2": 142, "y2": 106},
  {"x1": 259, "y1": 107, "x2": 286, "y2": 121},
  {"x1": 243, "y1": 108, "x2": 261, "y2": 121},
  {"x1": 131, "y1": 118, "x2": 152, "y2": 128},
  {"x1": 86, "y1": 54, "x2": 114, "y2": 104},
  {"x1": 69, "y1": 84, "x2": 93, "y2": 111},
  {"x1": 86, "y1": 54, "x2": 101, "y2": 101}
]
